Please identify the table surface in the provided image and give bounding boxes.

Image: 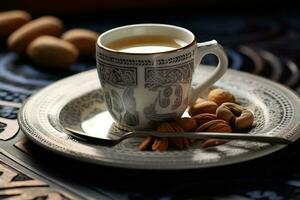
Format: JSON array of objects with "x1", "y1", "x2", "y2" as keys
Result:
[{"x1": 1, "y1": 11, "x2": 300, "y2": 200}]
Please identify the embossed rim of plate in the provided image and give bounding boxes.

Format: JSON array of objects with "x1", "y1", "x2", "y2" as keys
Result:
[{"x1": 18, "y1": 65, "x2": 300, "y2": 170}]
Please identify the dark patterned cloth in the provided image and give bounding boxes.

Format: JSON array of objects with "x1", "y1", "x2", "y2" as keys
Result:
[{"x1": 0, "y1": 12, "x2": 300, "y2": 200}]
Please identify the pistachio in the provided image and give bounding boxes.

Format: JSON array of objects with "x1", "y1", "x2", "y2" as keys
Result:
[
  {"x1": 216, "y1": 102, "x2": 254, "y2": 130},
  {"x1": 236, "y1": 110, "x2": 254, "y2": 130}
]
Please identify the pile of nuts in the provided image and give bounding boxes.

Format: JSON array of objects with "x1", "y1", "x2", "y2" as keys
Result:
[
  {"x1": 0, "y1": 10, "x2": 99, "y2": 70},
  {"x1": 139, "y1": 88, "x2": 254, "y2": 151}
]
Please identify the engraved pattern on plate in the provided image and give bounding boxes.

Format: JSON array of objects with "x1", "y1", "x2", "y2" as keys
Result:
[{"x1": 18, "y1": 68, "x2": 300, "y2": 169}]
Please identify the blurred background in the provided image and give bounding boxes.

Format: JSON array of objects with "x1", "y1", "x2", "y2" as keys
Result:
[
  {"x1": 0, "y1": 0, "x2": 299, "y2": 116},
  {"x1": 1, "y1": 0, "x2": 298, "y2": 13}
]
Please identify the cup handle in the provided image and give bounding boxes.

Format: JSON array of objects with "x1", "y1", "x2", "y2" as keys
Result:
[{"x1": 189, "y1": 40, "x2": 228, "y2": 104}]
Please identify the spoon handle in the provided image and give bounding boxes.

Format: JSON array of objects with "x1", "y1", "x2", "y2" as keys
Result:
[{"x1": 130, "y1": 131, "x2": 292, "y2": 145}]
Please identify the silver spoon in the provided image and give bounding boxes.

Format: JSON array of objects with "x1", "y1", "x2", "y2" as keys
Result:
[{"x1": 65, "y1": 127, "x2": 292, "y2": 146}]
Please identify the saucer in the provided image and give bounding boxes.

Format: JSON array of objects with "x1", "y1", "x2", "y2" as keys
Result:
[{"x1": 18, "y1": 65, "x2": 300, "y2": 169}]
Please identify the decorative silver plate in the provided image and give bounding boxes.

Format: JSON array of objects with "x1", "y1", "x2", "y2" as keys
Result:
[{"x1": 18, "y1": 65, "x2": 300, "y2": 170}]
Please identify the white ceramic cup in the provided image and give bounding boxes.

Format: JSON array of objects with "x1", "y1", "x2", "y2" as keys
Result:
[{"x1": 96, "y1": 24, "x2": 228, "y2": 130}]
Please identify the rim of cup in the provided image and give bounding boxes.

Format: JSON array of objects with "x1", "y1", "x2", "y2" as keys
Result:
[{"x1": 97, "y1": 23, "x2": 196, "y2": 55}]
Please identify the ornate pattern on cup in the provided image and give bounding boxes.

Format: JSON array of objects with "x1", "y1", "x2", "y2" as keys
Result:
[{"x1": 97, "y1": 47, "x2": 194, "y2": 130}]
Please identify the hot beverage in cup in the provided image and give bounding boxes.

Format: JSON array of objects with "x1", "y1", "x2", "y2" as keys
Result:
[{"x1": 105, "y1": 35, "x2": 187, "y2": 53}]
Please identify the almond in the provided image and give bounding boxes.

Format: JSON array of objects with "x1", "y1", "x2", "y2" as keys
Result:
[
  {"x1": 26, "y1": 36, "x2": 78, "y2": 70},
  {"x1": 196, "y1": 120, "x2": 232, "y2": 133},
  {"x1": 201, "y1": 139, "x2": 228, "y2": 148},
  {"x1": 169, "y1": 122, "x2": 191, "y2": 149},
  {"x1": 0, "y1": 10, "x2": 31, "y2": 39},
  {"x1": 188, "y1": 100, "x2": 218, "y2": 116},
  {"x1": 192, "y1": 113, "x2": 217, "y2": 126},
  {"x1": 197, "y1": 120, "x2": 231, "y2": 148},
  {"x1": 175, "y1": 117, "x2": 197, "y2": 131},
  {"x1": 194, "y1": 97, "x2": 206, "y2": 104},
  {"x1": 152, "y1": 138, "x2": 168, "y2": 151},
  {"x1": 208, "y1": 88, "x2": 235, "y2": 106},
  {"x1": 157, "y1": 122, "x2": 174, "y2": 132},
  {"x1": 62, "y1": 28, "x2": 98, "y2": 57},
  {"x1": 138, "y1": 136, "x2": 153, "y2": 151},
  {"x1": 8, "y1": 16, "x2": 63, "y2": 53},
  {"x1": 152, "y1": 122, "x2": 174, "y2": 151}
]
